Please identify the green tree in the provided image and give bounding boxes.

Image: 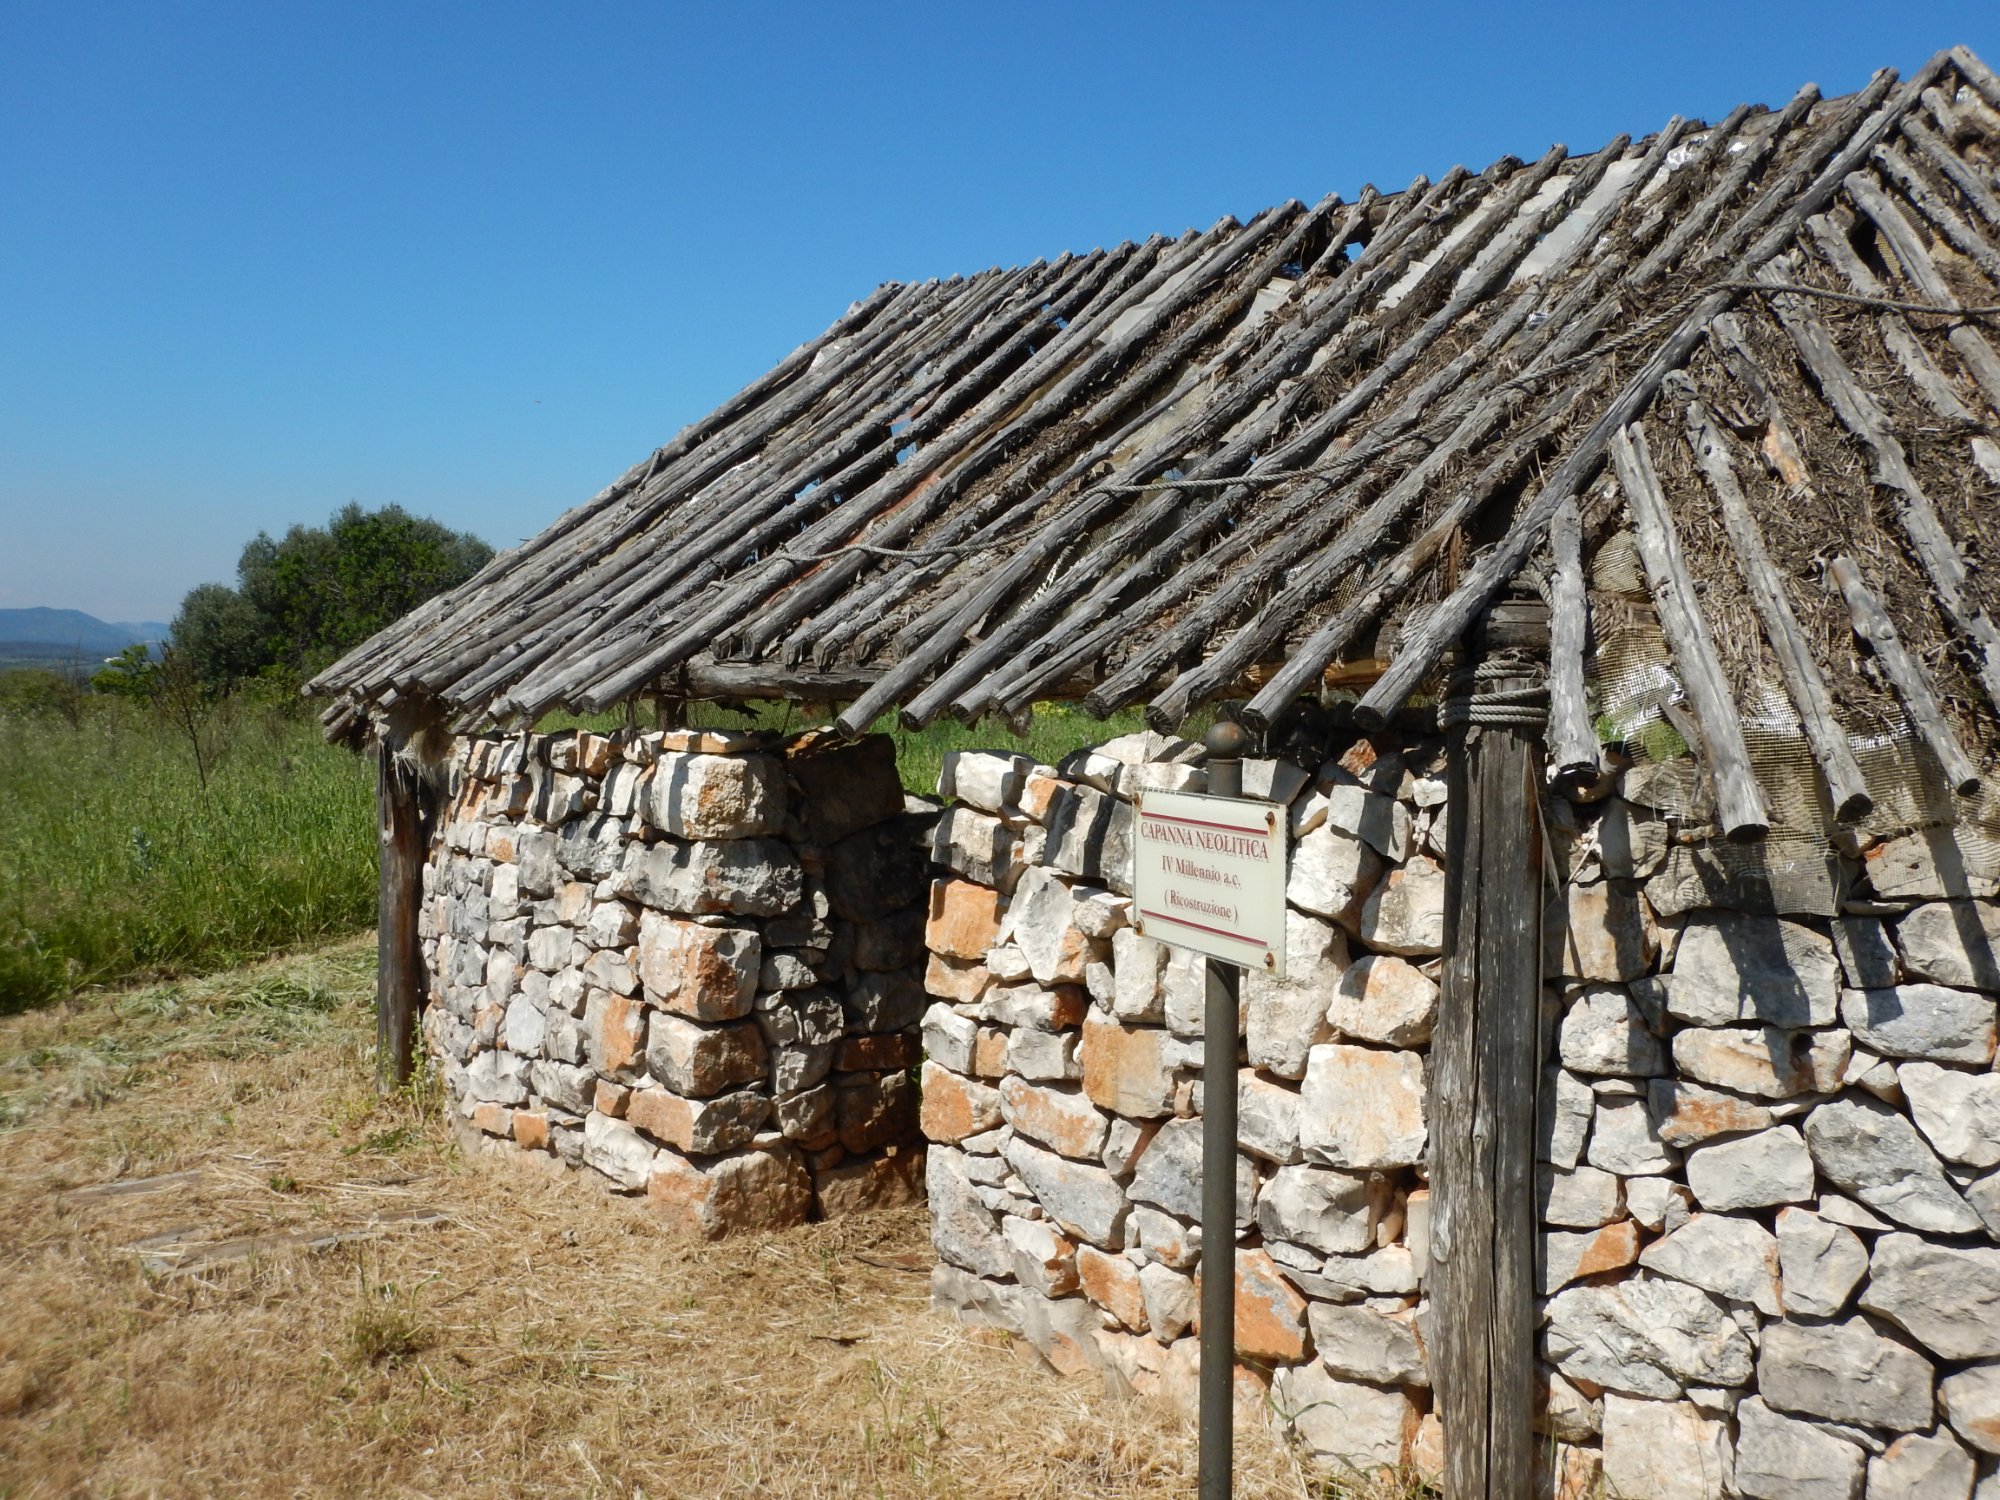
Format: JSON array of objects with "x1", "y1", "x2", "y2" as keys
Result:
[
  {"x1": 169, "y1": 504, "x2": 492, "y2": 691},
  {"x1": 89, "y1": 643, "x2": 158, "y2": 700}
]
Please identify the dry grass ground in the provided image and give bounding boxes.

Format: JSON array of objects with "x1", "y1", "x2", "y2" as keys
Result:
[{"x1": 0, "y1": 938, "x2": 1354, "y2": 1499}]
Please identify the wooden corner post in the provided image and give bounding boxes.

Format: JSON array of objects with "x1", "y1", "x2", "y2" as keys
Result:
[
  {"x1": 376, "y1": 746, "x2": 427, "y2": 1091},
  {"x1": 1431, "y1": 599, "x2": 1548, "y2": 1500}
]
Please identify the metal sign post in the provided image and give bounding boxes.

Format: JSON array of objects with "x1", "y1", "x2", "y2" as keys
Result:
[{"x1": 1130, "y1": 721, "x2": 1282, "y2": 1500}]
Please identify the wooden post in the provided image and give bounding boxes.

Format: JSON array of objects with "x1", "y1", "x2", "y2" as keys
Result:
[
  {"x1": 376, "y1": 746, "x2": 427, "y2": 1091},
  {"x1": 1431, "y1": 602, "x2": 1547, "y2": 1500}
]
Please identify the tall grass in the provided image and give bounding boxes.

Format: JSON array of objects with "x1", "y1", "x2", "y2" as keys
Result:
[{"x1": 0, "y1": 700, "x2": 376, "y2": 1010}]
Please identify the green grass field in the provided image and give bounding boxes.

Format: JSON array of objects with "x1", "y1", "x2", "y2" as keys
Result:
[{"x1": 0, "y1": 696, "x2": 1159, "y2": 1011}]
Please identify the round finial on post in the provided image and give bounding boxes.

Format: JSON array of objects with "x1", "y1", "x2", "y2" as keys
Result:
[{"x1": 1204, "y1": 718, "x2": 1248, "y2": 799}]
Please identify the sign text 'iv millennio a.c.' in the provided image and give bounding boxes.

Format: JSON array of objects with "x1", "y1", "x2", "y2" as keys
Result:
[{"x1": 1130, "y1": 788, "x2": 1288, "y2": 978}]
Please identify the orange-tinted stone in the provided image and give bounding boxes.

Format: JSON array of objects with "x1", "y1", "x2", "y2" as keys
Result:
[
  {"x1": 471, "y1": 1101, "x2": 512, "y2": 1136},
  {"x1": 593, "y1": 1079, "x2": 632, "y2": 1117},
  {"x1": 511, "y1": 1109, "x2": 550, "y2": 1150},
  {"x1": 972, "y1": 1026, "x2": 1009, "y2": 1079},
  {"x1": 926, "y1": 879, "x2": 1004, "y2": 961},
  {"x1": 919, "y1": 1061, "x2": 1002, "y2": 1144},
  {"x1": 1573, "y1": 1221, "x2": 1643, "y2": 1280},
  {"x1": 924, "y1": 952, "x2": 992, "y2": 1004},
  {"x1": 1197, "y1": 1248, "x2": 1310, "y2": 1364},
  {"x1": 1077, "y1": 1245, "x2": 1149, "y2": 1332},
  {"x1": 1081, "y1": 1014, "x2": 1178, "y2": 1119}
]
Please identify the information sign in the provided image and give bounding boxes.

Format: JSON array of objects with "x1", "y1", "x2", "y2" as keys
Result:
[{"x1": 1131, "y1": 788, "x2": 1288, "y2": 977}]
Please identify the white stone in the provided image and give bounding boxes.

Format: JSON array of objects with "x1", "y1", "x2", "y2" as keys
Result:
[
  {"x1": 1308, "y1": 1303, "x2": 1428, "y2": 1386},
  {"x1": 1256, "y1": 1163, "x2": 1385, "y2": 1255},
  {"x1": 1270, "y1": 1362, "x2": 1415, "y2": 1474},
  {"x1": 1758, "y1": 1318, "x2": 1935, "y2": 1431},
  {"x1": 1300, "y1": 1044, "x2": 1426, "y2": 1169},
  {"x1": 1538, "y1": 1163, "x2": 1625, "y2": 1227},
  {"x1": 1237, "y1": 1071, "x2": 1302, "y2": 1165},
  {"x1": 1358, "y1": 855, "x2": 1447, "y2": 955},
  {"x1": 1006, "y1": 1027, "x2": 1080, "y2": 1082},
  {"x1": 1867, "y1": 1431, "x2": 1976, "y2": 1500},
  {"x1": 1312, "y1": 1245, "x2": 1420, "y2": 1298},
  {"x1": 1672, "y1": 1024, "x2": 1850, "y2": 1099},
  {"x1": 1684, "y1": 1125, "x2": 1817, "y2": 1212},
  {"x1": 1775, "y1": 1208, "x2": 1868, "y2": 1319},
  {"x1": 581, "y1": 1111, "x2": 657, "y2": 1191},
  {"x1": 1006, "y1": 867, "x2": 1092, "y2": 986},
  {"x1": 1539, "y1": 1066, "x2": 1595, "y2": 1169},
  {"x1": 1940, "y1": 1364, "x2": 2000, "y2": 1457},
  {"x1": 1640, "y1": 1213, "x2": 1782, "y2": 1316},
  {"x1": 1243, "y1": 909, "x2": 1347, "y2": 1080},
  {"x1": 1834, "y1": 916, "x2": 1902, "y2": 989},
  {"x1": 463, "y1": 1047, "x2": 530, "y2": 1104},
  {"x1": 1734, "y1": 1395, "x2": 1865, "y2": 1500},
  {"x1": 1138, "y1": 1261, "x2": 1196, "y2": 1341},
  {"x1": 1561, "y1": 985, "x2": 1668, "y2": 1076},
  {"x1": 1601, "y1": 1395, "x2": 1735, "y2": 1500},
  {"x1": 1127, "y1": 1117, "x2": 1255, "y2": 1228},
  {"x1": 1003, "y1": 1135, "x2": 1128, "y2": 1249},
  {"x1": 1626, "y1": 1176, "x2": 1686, "y2": 1232},
  {"x1": 921, "y1": 1003, "x2": 977, "y2": 1074},
  {"x1": 1869, "y1": 828, "x2": 2000, "y2": 902},
  {"x1": 1000, "y1": 1215, "x2": 1079, "y2": 1296},
  {"x1": 1285, "y1": 823, "x2": 1382, "y2": 928},
  {"x1": 1320, "y1": 783, "x2": 1412, "y2": 861},
  {"x1": 1841, "y1": 985, "x2": 1998, "y2": 1065},
  {"x1": 1896, "y1": 901, "x2": 2000, "y2": 991},
  {"x1": 1545, "y1": 1277, "x2": 1754, "y2": 1398},
  {"x1": 643, "y1": 751, "x2": 785, "y2": 838},
  {"x1": 928, "y1": 1145, "x2": 1012, "y2": 1279},
  {"x1": 1586, "y1": 1095, "x2": 1678, "y2": 1176},
  {"x1": 1862, "y1": 1234, "x2": 2000, "y2": 1361},
  {"x1": 1327, "y1": 953, "x2": 1437, "y2": 1047},
  {"x1": 1668, "y1": 913, "x2": 1841, "y2": 1028},
  {"x1": 1110, "y1": 926, "x2": 1168, "y2": 1023},
  {"x1": 1899, "y1": 1061, "x2": 2000, "y2": 1168},
  {"x1": 938, "y1": 750, "x2": 1030, "y2": 813},
  {"x1": 1806, "y1": 1098, "x2": 1982, "y2": 1234}
]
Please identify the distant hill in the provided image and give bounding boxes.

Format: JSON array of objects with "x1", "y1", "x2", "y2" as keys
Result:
[{"x1": 0, "y1": 608, "x2": 168, "y2": 668}]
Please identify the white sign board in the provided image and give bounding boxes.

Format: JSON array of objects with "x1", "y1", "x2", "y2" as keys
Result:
[{"x1": 1131, "y1": 789, "x2": 1288, "y2": 977}]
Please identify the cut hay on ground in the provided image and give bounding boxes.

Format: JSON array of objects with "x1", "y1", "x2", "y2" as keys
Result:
[{"x1": 0, "y1": 938, "x2": 1373, "y2": 1499}]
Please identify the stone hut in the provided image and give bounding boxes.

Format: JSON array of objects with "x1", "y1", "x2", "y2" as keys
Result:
[{"x1": 312, "y1": 46, "x2": 2000, "y2": 1500}]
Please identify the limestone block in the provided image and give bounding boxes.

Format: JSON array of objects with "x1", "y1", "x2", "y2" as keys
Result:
[
  {"x1": 1900, "y1": 1061, "x2": 2000, "y2": 1168},
  {"x1": 1806, "y1": 1098, "x2": 1982, "y2": 1234},
  {"x1": 1001, "y1": 1214, "x2": 1080, "y2": 1296},
  {"x1": 1226, "y1": 1247, "x2": 1310, "y2": 1363},
  {"x1": 1648, "y1": 1078, "x2": 1777, "y2": 1148},
  {"x1": 1861, "y1": 1234, "x2": 2000, "y2": 1360},
  {"x1": 754, "y1": 986, "x2": 843, "y2": 1048},
  {"x1": 1311, "y1": 1245, "x2": 1421, "y2": 1299},
  {"x1": 1300, "y1": 1043, "x2": 1426, "y2": 1170},
  {"x1": 1110, "y1": 926, "x2": 1169, "y2": 1023},
  {"x1": 1016, "y1": 1287, "x2": 1109, "y2": 1376},
  {"x1": 1003, "y1": 1134, "x2": 1130, "y2": 1249},
  {"x1": 1285, "y1": 823, "x2": 1382, "y2": 929},
  {"x1": 938, "y1": 750, "x2": 1029, "y2": 813},
  {"x1": 640, "y1": 752, "x2": 784, "y2": 840},
  {"x1": 1897, "y1": 901, "x2": 2000, "y2": 991},
  {"x1": 1560, "y1": 985, "x2": 1667, "y2": 1076},
  {"x1": 1940, "y1": 1364, "x2": 2000, "y2": 1456},
  {"x1": 833, "y1": 1069, "x2": 917, "y2": 1154},
  {"x1": 1080, "y1": 1014, "x2": 1179, "y2": 1119},
  {"x1": 1077, "y1": 1244, "x2": 1148, "y2": 1331},
  {"x1": 581, "y1": 1110, "x2": 658, "y2": 1190},
  {"x1": 825, "y1": 816, "x2": 932, "y2": 923},
  {"x1": 1539, "y1": 1066, "x2": 1595, "y2": 1169},
  {"x1": 585, "y1": 990, "x2": 649, "y2": 1081},
  {"x1": 528, "y1": 1058, "x2": 593, "y2": 1114},
  {"x1": 1542, "y1": 1222, "x2": 1643, "y2": 1292},
  {"x1": 1673, "y1": 1025, "x2": 1850, "y2": 1099},
  {"x1": 1270, "y1": 1362, "x2": 1416, "y2": 1474},
  {"x1": 1244, "y1": 908, "x2": 1348, "y2": 1079},
  {"x1": 1357, "y1": 855, "x2": 1447, "y2": 956},
  {"x1": 628, "y1": 838, "x2": 803, "y2": 917},
  {"x1": 1327, "y1": 953, "x2": 1436, "y2": 1047},
  {"x1": 1129, "y1": 1203, "x2": 1200, "y2": 1270},
  {"x1": 1559, "y1": 881, "x2": 1659, "y2": 984},
  {"x1": 1775, "y1": 1207, "x2": 1868, "y2": 1319},
  {"x1": 626, "y1": 1085, "x2": 769, "y2": 1155},
  {"x1": 844, "y1": 969, "x2": 927, "y2": 1033},
  {"x1": 1257, "y1": 1163, "x2": 1386, "y2": 1254},
  {"x1": 1868, "y1": 1432, "x2": 1975, "y2": 1500},
  {"x1": 981, "y1": 980, "x2": 1086, "y2": 1033},
  {"x1": 1834, "y1": 916, "x2": 1903, "y2": 989},
  {"x1": 1587, "y1": 1095, "x2": 1678, "y2": 1176},
  {"x1": 923, "y1": 952, "x2": 991, "y2": 1006},
  {"x1": 1128, "y1": 1117, "x2": 1255, "y2": 1227},
  {"x1": 1537, "y1": 1163, "x2": 1626, "y2": 1228},
  {"x1": 582, "y1": 947, "x2": 639, "y2": 998},
  {"x1": 646, "y1": 1144, "x2": 812, "y2": 1238},
  {"x1": 813, "y1": 1147, "x2": 925, "y2": 1218},
  {"x1": 928, "y1": 1145, "x2": 1012, "y2": 1278},
  {"x1": 1841, "y1": 986, "x2": 1998, "y2": 1065},
  {"x1": 1005, "y1": 868, "x2": 1094, "y2": 984},
  {"x1": 785, "y1": 732, "x2": 905, "y2": 845},
  {"x1": 1668, "y1": 912, "x2": 1840, "y2": 1028},
  {"x1": 1544, "y1": 1278, "x2": 1754, "y2": 1398},
  {"x1": 1306, "y1": 1302, "x2": 1427, "y2": 1386},
  {"x1": 1759, "y1": 1318, "x2": 1934, "y2": 1431},
  {"x1": 1139, "y1": 1261, "x2": 1196, "y2": 1341},
  {"x1": 1240, "y1": 756, "x2": 1309, "y2": 804},
  {"x1": 1044, "y1": 784, "x2": 1135, "y2": 894},
  {"x1": 758, "y1": 951, "x2": 818, "y2": 992},
  {"x1": 1005, "y1": 1027, "x2": 1080, "y2": 1082},
  {"x1": 1601, "y1": 1395, "x2": 1736, "y2": 1500},
  {"x1": 998, "y1": 1075, "x2": 1109, "y2": 1160},
  {"x1": 1868, "y1": 828, "x2": 2000, "y2": 902},
  {"x1": 931, "y1": 806, "x2": 1016, "y2": 889},
  {"x1": 1637, "y1": 1213, "x2": 1780, "y2": 1314},
  {"x1": 463, "y1": 1047, "x2": 530, "y2": 1104},
  {"x1": 1684, "y1": 1125, "x2": 1816, "y2": 1211},
  {"x1": 635, "y1": 911, "x2": 759, "y2": 1021},
  {"x1": 1236, "y1": 1070, "x2": 1302, "y2": 1165},
  {"x1": 644, "y1": 1014, "x2": 766, "y2": 1098},
  {"x1": 502, "y1": 992, "x2": 548, "y2": 1057},
  {"x1": 1542, "y1": 1369, "x2": 1604, "y2": 1442},
  {"x1": 773, "y1": 1082, "x2": 834, "y2": 1142},
  {"x1": 1734, "y1": 1395, "x2": 1864, "y2": 1500},
  {"x1": 921, "y1": 1061, "x2": 1002, "y2": 1144}
]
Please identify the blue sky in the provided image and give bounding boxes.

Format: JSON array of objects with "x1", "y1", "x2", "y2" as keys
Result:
[{"x1": 4, "y1": 2, "x2": 1997, "y2": 625}]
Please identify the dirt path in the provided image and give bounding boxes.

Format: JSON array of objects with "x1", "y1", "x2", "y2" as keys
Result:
[{"x1": 0, "y1": 940, "x2": 1318, "y2": 1498}]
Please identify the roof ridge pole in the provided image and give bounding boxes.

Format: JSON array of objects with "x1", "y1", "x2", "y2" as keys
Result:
[
  {"x1": 1609, "y1": 421, "x2": 1772, "y2": 840},
  {"x1": 1355, "y1": 57, "x2": 1950, "y2": 731}
]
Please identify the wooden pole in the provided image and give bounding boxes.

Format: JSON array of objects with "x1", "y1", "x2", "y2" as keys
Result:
[
  {"x1": 376, "y1": 747, "x2": 427, "y2": 1091},
  {"x1": 1431, "y1": 602, "x2": 1546, "y2": 1500}
]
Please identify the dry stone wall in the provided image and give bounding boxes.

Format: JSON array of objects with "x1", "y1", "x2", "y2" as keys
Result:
[
  {"x1": 921, "y1": 730, "x2": 2000, "y2": 1500},
  {"x1": 421, "y1": 727, "x2": 931, "y2": 1236},
  {"x1": 920, "y1": 728, "x2": 1451, "y2": 1475}
]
